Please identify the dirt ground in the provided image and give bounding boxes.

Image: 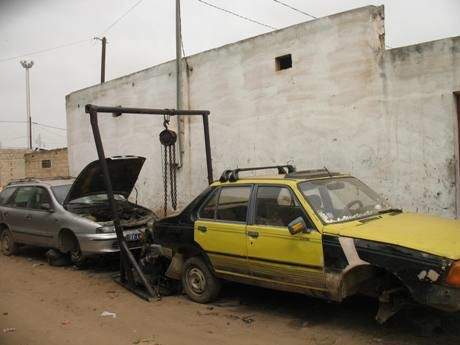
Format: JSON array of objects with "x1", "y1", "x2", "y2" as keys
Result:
[{"x1": 1, "y1": 247, "x2": 459, "y2": 345}]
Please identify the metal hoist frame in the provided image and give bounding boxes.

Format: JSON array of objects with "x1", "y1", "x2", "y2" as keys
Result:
[{"x1": 85, "y1": 104, "x2": 213, "y2": 301}]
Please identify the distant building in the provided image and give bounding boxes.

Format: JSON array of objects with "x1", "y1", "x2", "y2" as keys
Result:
[
  {"x1": 0, "y1": 148, "x2": 31, "y2": 189},
  {"x1": 0, "y1": 148, "x2": 69, "y2": 189},
  {"x1": 24, "y1": 148, "x2": 69, "y2": 179},
  {"x1": 66, "y1": 6, "x2": 460, "y2": 218}
]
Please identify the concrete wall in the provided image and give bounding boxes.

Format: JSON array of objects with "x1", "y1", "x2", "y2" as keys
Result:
[
  {"x1": 24, "y1": 148, "x2": 69, "y2": 179},
  {"x1": 0, "y1": 149, "x2": 31, "y2": 189},
  {"x1": 66, "y1": 5, "x2": 460, "y2": 218}
]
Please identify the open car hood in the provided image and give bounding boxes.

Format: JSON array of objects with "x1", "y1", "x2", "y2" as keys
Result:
[{"x1": 63, "y1": 156, "x2": 146, "y2": 205}]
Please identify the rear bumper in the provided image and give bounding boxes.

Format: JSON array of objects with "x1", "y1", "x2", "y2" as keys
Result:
[{"x1": 77, "y1": 229, "x2": 144, "y2": 254}]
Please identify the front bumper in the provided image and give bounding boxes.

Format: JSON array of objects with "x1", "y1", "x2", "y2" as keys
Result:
[
  {"x1": 417, "y1": 284, "x2": 460, "y2": 312},
  {"x1": 77, "y1": 228, "x2": 144, "y2": 254}
]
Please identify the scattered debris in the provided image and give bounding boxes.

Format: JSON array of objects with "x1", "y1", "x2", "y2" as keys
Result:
[
  {"x1": 3, "y1": 328, "x2": 16, "y2": 333},
  {"x1": 222, "y1": 313, "x2": 255, "y2": 325},
  {"x1": 2, "y1": 312, "x2": 8, "y2": 316},
  {"x1": 46, "y1": 249, "x2": 70, "y2": 267},
  {"x1": 197, "y1": 310, "x2": 219, "y2": 317},
  {"x1": 241, "y1": 315, "x2": 255, "y2": 324},
  {"x1": 61, "y1": 320, "x2": 71, "y2": 326},
  {"x1": 133, "y1": 336, "x2": 156, "y2": 344},
  {"x1": 100, "y1": 311, "x2": 117, "y2": 318},
  {"x1": 32, "y1": 263, "x2": 44, "y2": 268}
]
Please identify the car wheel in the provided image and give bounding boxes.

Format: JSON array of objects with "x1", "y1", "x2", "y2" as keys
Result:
[
  {"x1": 1, "y1": 229, "x2": 19, "y2": 256},
  {"x1": 69, "y1": 237, "x2": 86, "y2": 268},
  {"x1": 182, "y1": 256, "x2": 221, "y2": 303}
]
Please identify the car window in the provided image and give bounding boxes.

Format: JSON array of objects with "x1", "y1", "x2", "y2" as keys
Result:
[
  {"x1": 255, "y1": 186, "x2": 309, "y2": 227},
  {"x1": 0, "y1": 187, "x2": 16, "y2": 205},
  {"x1": 7, "y1": 186, "x2": 36, "y2": 208},
  {"x1": 29, "y1": 187, "x2": 52, "y2": 210},
  {"x1": 199, "y1": 189, "x2": 219, "y2": 219},
  {"x1": 216, "y1": 186, "x2": 251, "y2": 223},
  {"x1": 51, "y1": 184, "x2": 71, "y2": 205}
]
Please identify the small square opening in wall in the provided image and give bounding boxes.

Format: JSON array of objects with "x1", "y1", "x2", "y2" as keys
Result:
[
  {"x1": 275, "y1": 54, "x2": 292, "y2": 71},
  {"x1": 41, "y1": 159, "x2": 51, "y2": 169}
]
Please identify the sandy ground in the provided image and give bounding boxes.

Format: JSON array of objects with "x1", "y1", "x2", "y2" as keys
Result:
[{"x1": 1, "y1": 247, "x2": 459, "y2": 345}]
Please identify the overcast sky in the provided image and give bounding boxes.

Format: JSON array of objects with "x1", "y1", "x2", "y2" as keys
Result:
[{"x1": 1, "y1": 0, "x2": 460, "y2": 149}]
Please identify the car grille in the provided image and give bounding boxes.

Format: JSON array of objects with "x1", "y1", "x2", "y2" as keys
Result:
[{"x1": 112, "y1": 240, "x2": 142, "y2": 249}]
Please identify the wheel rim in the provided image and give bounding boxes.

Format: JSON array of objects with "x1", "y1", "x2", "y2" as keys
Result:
[
  {"x1": 1, "y1": 233, "x2": 10, "y2": 253},
  {"x1": 187, "y1": 267, "x2": 207, "y2": 294},
  {"x1": 70, "y1": 248, "x2": 82, "y2": 261}
]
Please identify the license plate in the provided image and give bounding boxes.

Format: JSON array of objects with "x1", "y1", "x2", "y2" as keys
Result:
[{"x1": 125, "y1": 232, "x2": 141, "y2": 242}]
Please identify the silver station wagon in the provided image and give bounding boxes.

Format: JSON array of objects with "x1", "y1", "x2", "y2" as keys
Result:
[{"x1": 0, "y1": 156, "x2": 156, "y2": 265}]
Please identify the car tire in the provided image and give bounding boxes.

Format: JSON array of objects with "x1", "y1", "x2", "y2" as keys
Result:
[
  {"x1": 69, "y1": 237, "x2": 86, "y2": 268},
  {"x1": 182, "y1": 256, "x2": 221, "y2": 303},
  {"x1": 0, "y1": 229, "x2": 19, "y2": 256}
]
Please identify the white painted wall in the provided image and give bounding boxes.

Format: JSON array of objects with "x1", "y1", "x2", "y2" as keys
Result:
[{"x1": 66, "y1": 6, "x2": 460, "y2": 218}]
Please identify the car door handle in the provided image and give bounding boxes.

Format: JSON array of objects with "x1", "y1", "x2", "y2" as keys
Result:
[
  {"x1": 25, "y1": 215, "x2": 32, "y2": 220},
  {"x1": 3, "y1": 211, "x2": 8, "y2": 217},
  {"x1": 247, "y1": 230, "x2": 259, "y2": 238},
  {"x1": 197, "y1": 226, "x2": 207, "y2": 233}
]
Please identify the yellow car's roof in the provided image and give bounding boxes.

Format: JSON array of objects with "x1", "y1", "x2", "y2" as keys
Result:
[{"x1": 211, "y1": 173, "x2": 350, "y2": 187}]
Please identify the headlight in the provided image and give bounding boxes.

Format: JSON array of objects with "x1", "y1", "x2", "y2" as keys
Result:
[
  {"x1": 96, "y1": 225, "x2": 115, "y2": 234},
  {"x1": 446, "y1": 261, "x2": 460, "y2": 287}
]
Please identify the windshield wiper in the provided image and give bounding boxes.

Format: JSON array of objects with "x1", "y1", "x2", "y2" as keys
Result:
[{"x1": 378, "y1": 208, "x2": 402, "y2": 214}]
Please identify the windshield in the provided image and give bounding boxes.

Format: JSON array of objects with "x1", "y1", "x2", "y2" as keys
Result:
[
  {"x1": 299, "y1": 177, "x2": 391, "y2": 224},
  {"x1": 69, "y1": 193, "x2": 126, "y2": 204},
  {"x1": 51, "y1": 185, "x2": 72, "y2": 204}
]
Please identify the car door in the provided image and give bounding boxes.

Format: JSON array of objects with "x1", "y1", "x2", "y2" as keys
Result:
[
  {"x1": 246, "y1": 185, "x2": 326, "y2": 290},
  {"x1": 2, "y1": 186, "x2": 39, "y2": 245},
  {"x1": 26, "y1": 187, "x2": 58, "y2": 247},
  {"x1": 194, "y1": 185, "x2": 252, "y2": 276}
]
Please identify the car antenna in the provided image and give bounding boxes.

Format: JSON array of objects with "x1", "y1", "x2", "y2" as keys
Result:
[{"x1": 324, "y1": 166, "x2": 332, "y2": 177}]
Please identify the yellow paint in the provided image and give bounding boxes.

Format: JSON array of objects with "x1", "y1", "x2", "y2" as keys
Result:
[
  {"x1": 324, "y1": 212, "x2": 460, "y2": 260},
  {"x1": 246, "y1": 224, "x2": 325, "y2": 289}
]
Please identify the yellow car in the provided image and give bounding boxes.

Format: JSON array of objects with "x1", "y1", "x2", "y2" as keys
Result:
[{"x1": 153, "y1": 166, "x2": 460, "y2": 322}]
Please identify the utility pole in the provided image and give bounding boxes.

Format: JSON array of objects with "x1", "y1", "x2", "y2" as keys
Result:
[
  {"x1": 94, "y1": 37, "x2": 107, "y2": 83},
  {"x1": 176, "y1": 0, "x2": 184, "y2": 167},
  {"x1": 20, "y1": 60, "x2": 34, "y2": 149}
]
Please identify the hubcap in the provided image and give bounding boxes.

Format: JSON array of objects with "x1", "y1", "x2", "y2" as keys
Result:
[{"x1": 187, "y1": 267, "x2": 206, "y2": 294}]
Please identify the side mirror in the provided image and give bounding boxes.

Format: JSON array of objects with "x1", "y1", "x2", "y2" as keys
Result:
[
  {"x1": 288, "y1": 217, "x2": 311, "y2": 235},
  {"x1": 40, "y1": 203, "x2": 53, "y2": 212}
]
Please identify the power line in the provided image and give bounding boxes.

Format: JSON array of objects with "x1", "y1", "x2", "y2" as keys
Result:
[
  {"x1": 0, "y1": 120, "x2": 26, "y2": 124},
  {"x1": 0, "y1": 39, "x2": 91, "y2": 63},
  {"x1": 101, "y1": 0, "x2": 145, "y2": 34},
  {"x1": 271, "y1": 0, "x2": 317, "y2": 19},
  {"x1": 196, "y1": 0, "x2": 277, "y2": 30},
  {"x1": 0, "y1": 0, "x2": 145, "y2": 63},
  {"x1": 32, "y1": 122, "x2": 67, "y2": 131},
  {"x1": 35, "y1": 125, "x2": 67, "y2": 138}
]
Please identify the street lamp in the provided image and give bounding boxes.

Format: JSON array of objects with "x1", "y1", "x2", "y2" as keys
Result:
[{"x1": 20, "y1": 60, "x2": 34, "y2": 149}]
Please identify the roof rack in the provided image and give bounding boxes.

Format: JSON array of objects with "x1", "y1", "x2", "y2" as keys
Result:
[
  {"x1": 285, "y1": 168, "x2": 340, "y2": 179},
  {"x1": 6, "y1": 178, "x2": 40, "y2": 186},
  {"x1": 6, "y1": 176, "x2": 73, "y2": 186},
  {"x1": 219, "y1": 165, "x2": 296, "y2": 182}
]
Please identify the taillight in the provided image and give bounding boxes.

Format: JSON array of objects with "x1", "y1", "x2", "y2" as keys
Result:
[{"x1": 446, "y1": 261, "x2": 460, "y2": 287}]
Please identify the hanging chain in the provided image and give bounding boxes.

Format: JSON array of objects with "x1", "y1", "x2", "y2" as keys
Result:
[
  {"x1": 159, "y1": 115, "x2": 178, "y2": 217},
  {"x1": 163, "y1": 145, "x2": 168, "y2": 217}
]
